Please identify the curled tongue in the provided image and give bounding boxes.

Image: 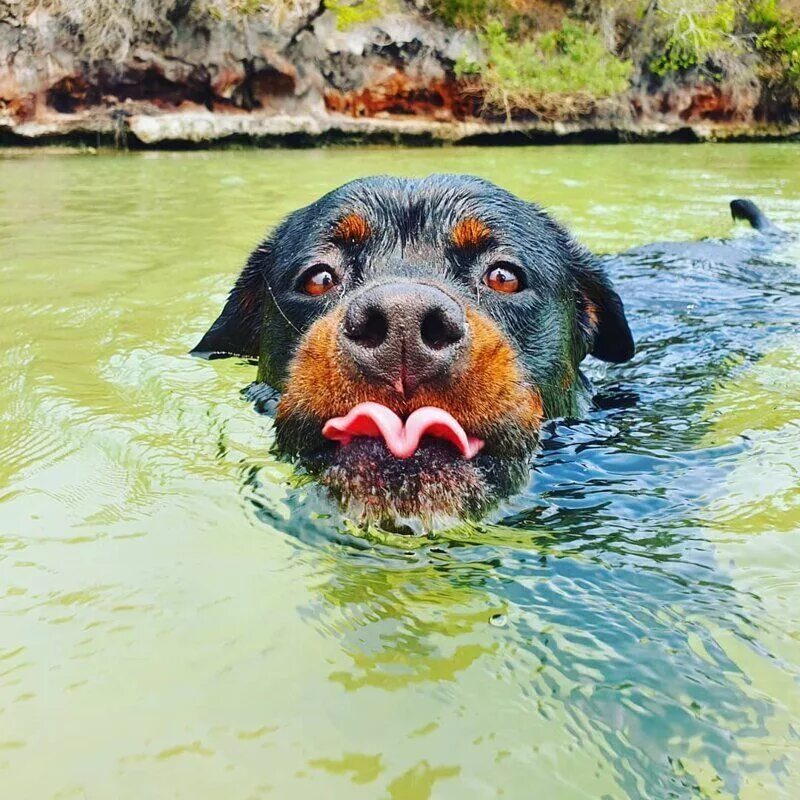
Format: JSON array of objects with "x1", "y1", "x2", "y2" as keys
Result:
[{"x1": 322, "y1": 402, "x2": 484, "y2": 460}]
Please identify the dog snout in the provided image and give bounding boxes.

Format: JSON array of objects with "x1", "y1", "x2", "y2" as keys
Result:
[{"x1": 339, "y1": 282, "x2": 468, "y2": 395}]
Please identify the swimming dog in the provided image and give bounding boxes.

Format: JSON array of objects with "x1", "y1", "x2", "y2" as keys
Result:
[{"x1": 193, "y1": 176, "x2": 772, "y2": 523}]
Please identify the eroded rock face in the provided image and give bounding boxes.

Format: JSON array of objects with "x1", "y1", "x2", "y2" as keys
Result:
[
  {"x1": 0, "y1": 1, "x2": 797, "y2": 145},
  {"x1": 629, "y1": 67, "x2": 763, "y2": 127},
  {"x1": 1, "y1": 2, "x2": 317, "y2": 118}
]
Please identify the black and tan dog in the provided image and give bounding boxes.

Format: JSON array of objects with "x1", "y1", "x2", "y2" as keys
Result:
[{"x1": 193, "y1": 174, "x2": 636, "y2": 522}]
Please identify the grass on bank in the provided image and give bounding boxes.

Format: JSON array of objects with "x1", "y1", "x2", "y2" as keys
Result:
[
  {"x1": 749, "y1": 0, "x2": 800, "y2": 86},
  {"x1": 646, "y1": 0, "x2": 800, "y2": 88},
  {"x1": 455, "y1": 19, "x2": 633, "y2": 118},
  {"x1": 446, "y1": 0, "x2": 800, "y2": 117},
  {"x1": 649, "y1": 0, "x2": 742, "y2": 76}
]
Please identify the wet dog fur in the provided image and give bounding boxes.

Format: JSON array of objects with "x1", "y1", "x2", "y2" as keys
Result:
[{"x1": 193, "y1": 175, "x2": 637, "y2": 523}]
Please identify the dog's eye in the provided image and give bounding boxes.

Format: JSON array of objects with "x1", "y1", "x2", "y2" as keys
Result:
[
  {"x1": 301, "y1": 266, "x2": 338, "y2": 296},
  {"x1": 483, "y1": 264, "x2": 521, "y2": 294}
]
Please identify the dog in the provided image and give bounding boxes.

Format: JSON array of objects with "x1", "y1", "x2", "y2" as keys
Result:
[{"x1": 192, "y1": 174, "x2": 638, "y2": 524}]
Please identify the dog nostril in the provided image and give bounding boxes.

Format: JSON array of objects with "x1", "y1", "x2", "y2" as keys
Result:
[
  {"x1": 345, "y1": 307, "x2": 388, "y2": 349},
  {"x1": 421, "y1": 308, "x2": 463, "y2": 351}
]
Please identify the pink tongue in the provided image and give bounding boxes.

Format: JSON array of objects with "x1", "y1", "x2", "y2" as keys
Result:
[{"x1": 322, "y1": 402, "x2": 483, "y2": 460}]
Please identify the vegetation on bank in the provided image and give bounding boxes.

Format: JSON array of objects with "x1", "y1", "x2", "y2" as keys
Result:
[
  {"x1": 749, "y1": 0, "x2": 800, "y2": 87},
  {"x1": 15, "y1": 0, "x2": 800, "y2": 119},
  {"x1": 443, "y1": 0, "x2": 800, "y2": 116},
  {"x1": 454, "y1": 19, "x2": 633, "y2": 118}
]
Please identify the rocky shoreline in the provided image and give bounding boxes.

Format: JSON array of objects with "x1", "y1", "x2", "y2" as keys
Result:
[
  {"x1": 6, "y1": 108, "x2": 799, "y2": 149},
  {"x1": 2, "y1": 2, "x2": 799, "y2": 148}
]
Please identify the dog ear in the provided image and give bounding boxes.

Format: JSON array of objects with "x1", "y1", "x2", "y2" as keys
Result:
[
  {"x1": 576, "y1": 263, "x2": 634, "y2": 364},
  {"x1": 190, "y1": 255, "x2": 266, "y2": 359}
]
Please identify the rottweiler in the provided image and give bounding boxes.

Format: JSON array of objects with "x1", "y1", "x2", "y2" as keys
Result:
[{"x1": 192, "y1": 174, "x2": 638, "y2": 523}]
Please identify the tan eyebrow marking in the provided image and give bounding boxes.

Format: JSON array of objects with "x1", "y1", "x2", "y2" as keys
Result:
[
  {"x1": 332, "y1": 213, "x2": 371, "y2": 245},
  {"x1": 584, "y1": 298, "x2": 600, "y2": 331},
  {"x1": 451, "y1": 217, "x2": 492, "y2": 251}
]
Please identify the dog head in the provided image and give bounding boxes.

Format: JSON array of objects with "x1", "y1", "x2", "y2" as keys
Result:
[{"x1": 193, "y1": 175, "x2": 633, "y2": 523}]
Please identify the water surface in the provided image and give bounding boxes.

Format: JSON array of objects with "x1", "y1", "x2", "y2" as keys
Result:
[{"x1": 1, "y1": 144, "x2": 799, "y2": 799}]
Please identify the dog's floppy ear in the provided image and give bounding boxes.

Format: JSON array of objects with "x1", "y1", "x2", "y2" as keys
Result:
[
  {"x1": 190, "y1": 254, "x2": 266, "y2": 359},
  {"x1": 575, "y1": 261, "x2": 634, "y2": 364}
]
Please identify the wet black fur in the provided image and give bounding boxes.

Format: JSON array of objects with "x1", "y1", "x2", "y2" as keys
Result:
[
  {"x1": 193, "y1": 174, "x2": 636, "y2": 520},
  {"x1": 195, "y1": 175, "x2": 633, "y2": 398}
]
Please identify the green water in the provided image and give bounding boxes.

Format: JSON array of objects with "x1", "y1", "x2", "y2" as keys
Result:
[{"x1": 1, "y1": 144, "x2": 799, "y2": 799}]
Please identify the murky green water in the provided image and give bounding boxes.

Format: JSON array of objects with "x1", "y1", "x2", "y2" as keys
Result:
[{"x1": 1, "y1": 144, "x2": 799, "y2": 799}]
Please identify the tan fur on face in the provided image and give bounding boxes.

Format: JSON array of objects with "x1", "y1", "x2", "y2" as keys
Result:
[
  {"x1": 276, "y1": 306, "x2": 542, "y2": 438},
  {"x1": 332, "y1": 213, "x2": 371, "y2": 245},
  {"x1": 451, "y1": 217, "x2": 492, "y2": 251},
  {"x1": 584, "y1": 297, "x2": 600, "y2": 331}
]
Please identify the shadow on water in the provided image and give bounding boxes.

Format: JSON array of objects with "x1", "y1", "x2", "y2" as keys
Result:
[{"x1": 246, "y1": 231, "x2": 800, "y2": 796}]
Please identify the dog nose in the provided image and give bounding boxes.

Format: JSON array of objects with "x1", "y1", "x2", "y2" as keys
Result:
[{"x1": 340, "y1": 282, "x2": 468, "y2": 395}]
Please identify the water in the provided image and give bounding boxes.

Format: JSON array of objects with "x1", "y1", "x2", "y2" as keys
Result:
[{"x1": 1, "y1": 144, "x2": 799, "y2": 799}]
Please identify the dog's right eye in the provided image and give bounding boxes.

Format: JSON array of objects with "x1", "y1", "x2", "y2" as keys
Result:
[
  {"x1": 300, "y1": 266, "x2": 339, "y2": 296},
  {"x1": 483, "y1": 263, "x2": 522, "y2": 294}
]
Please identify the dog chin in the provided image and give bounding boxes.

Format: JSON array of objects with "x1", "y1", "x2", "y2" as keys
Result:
[{"x1": 316, "y1": 437, "x2": 527, "y2": 526}]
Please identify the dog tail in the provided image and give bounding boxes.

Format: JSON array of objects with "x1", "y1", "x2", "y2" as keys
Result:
[{"x1": 730, "y1": 198, "x2": 783, "y2": 235}]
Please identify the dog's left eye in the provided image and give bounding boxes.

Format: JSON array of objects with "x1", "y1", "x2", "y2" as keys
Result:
[
  {"x1": 483, "y1": 263, "x2": 522, "y2": 294},
  {"x1": 301, "y1": 266, "x2": 339, "y2": 296}
]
